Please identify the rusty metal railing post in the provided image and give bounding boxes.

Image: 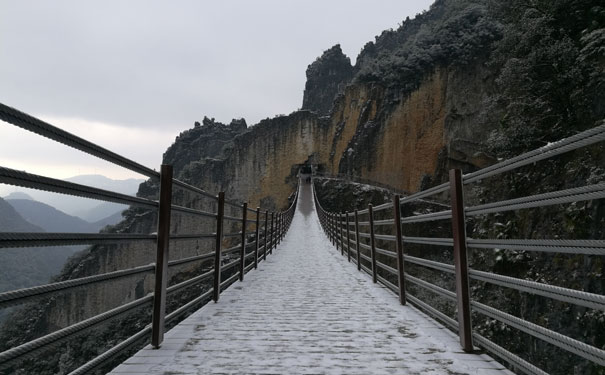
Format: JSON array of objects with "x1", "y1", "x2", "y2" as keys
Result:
[
  {"x1": 270, "y1": 212, "x2": 275, "y2": 253},
  {"x1": 330, "y1": 214, "x2": 334, "y2": 245},
  {"x1": 333, "y1": 213, "x2": 340, "y2": 251},
  {"x1": 346, "y1": 212, "x2": 352, "y2": 262},
  {"x1": 354, "y1": 210, "x2": 361, "y2": 271},
  {"x1": 263, "y1": 210, "x2": 269, "y2": 261},
  {"x1": 450, "y1": 169, "x2": 473, "y2": 352},
  {"x1": 254, "y1": 207, "x2": 260, "y2": 269},
  {"x1": 213, "y1": 192, "x2": 225, "y2": 302},
  {"x1": 340, "y1": 213, "x2": 345, "y2": 256},
  {"x1": 151, "y1": 164, "x2": 172, "y2": 348},
  {"x1": 279, "y1": 213, "x2": 283, "y2": 242},
  {"x1": 392, "y1": 195, "x2": 406, "y2": 305},
  {"x1": 239, "y1": 202, "x2": 247, "y2": 281},
  {"x1": 277, "y1": 213, "x2": 281, "y2": 243},
  {"x1": 368, "y1": 204, "x2": 377, "y2": 283}
]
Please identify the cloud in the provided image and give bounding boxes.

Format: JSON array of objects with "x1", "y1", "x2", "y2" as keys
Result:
[
  {"x1": 0, "y1": 0, "x2": 434, "y2": 187},
  {"x1": 0, "y1": 115, "x2": 178, "y2": 181}
]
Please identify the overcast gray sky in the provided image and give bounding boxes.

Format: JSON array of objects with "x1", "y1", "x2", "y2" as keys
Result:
[{"x1": 0, "y1": 0, "x2": 433, "y2": 187}]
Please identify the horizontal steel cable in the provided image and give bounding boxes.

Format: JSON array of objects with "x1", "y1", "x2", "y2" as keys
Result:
[
  {"x1": 166, "y1": 288, "x2": 214, "y2": 323},
  {"x1": 171, "y1": 205, "x2": 217, "y2": 218},
  {"x1": 0, "y1": 232, "x2": 155, "y2": 248},
  {"x1": 375, "y1": 260, "x2": 398, "y2": 276},
  {"x1": 220, "y1": 272, "x2": 240, "y2": 290},
  {"x1": 375, "y1": 247, "x2": 396, "y2": 259},
  {"x1": 360, "y1": 253, "x2": 372, "y2": 263},
  {"x1": 166, "y1": 270, "x2": 214, "y2": 295},
  {"x1": 221, "y1": 259, "x2": 241, "y2": 272},
  {"x1": 467, "y1": 238, "x2": 605, "y2": 255},
  {"x1": 223, "y1": 232, "x2": 243, "y2": 238},
  {"x1": 0, "y1": 264, "x2": 155, "y2": 307},
  {"x1": 67, "y1": 325, "x2": 152, "y2": 375},
  {"x1": 472, "y1": 333, "x2": 549, "y2": 375},
  {"x1": 400, "y1": 210, "x2": 452, "y2": 223},
  {"x1": 360, "y1": 264, "x2": 373, "y2": 277},
  {"x1": 168, "y1": 253, "x2": 214, "y2": 267},
  {"x1": 469, "y1": 269, "x2": 605, "y2": 311},
  {"x1": 358, "y1": 242, "x2": 371, "y2": 251},
  {"x1": 171, "y1": 179, "x2": 217, "y2": 200},
  {"x1": 245, "y1": 261, "x2": 255, "y2": 272},
  {"x1": 406, "y1": 293, "x2": 458, "y2": 331},
  {"x1": 0, "y1": 167, "x2": 158, "y2": 208},
  {"x1": 0, "y1": 294, "x2": 153, "y2": 366},
  {"x1": 402, "y1": 236, "x2": 454, "y2": 247},
  {"x1": 377, "y1": 275, "x2": 399, "y2": 293},
  {"x1": 169, "y1": 233, "x2": 216, "y2": 240},
  {"x1": 222, "y1": 245, "x2": 243, "y2": 255},
  {"x1": 399, "y1": 182, "x2": 451, "y2": 205},
  {"x1": 405, "y1": 273, "x2": 456, "y2": 302},
  {"x1": 466, "y1": 183, "x2": 605, "y2": 216},
  {"x1": 371, "y1": 202, "x2": 394, "y2": 213},
  {"x1": 374, "y1": 234, "x2": 395, "y2": 241},
  {"x1": 223, "y1": 215, "x2": 243, "y2": 222},
  {"x1": 464, "y1": 122, "x2": 605, "y2": 184},
  {"x1": 0, "y1": 102, "x2": 159, "y2": 178},
  {"x1": 404, "y1": 255, "x2": 455, "y2": 274},
  {"x1": 373, "y1": 219, "x2": 394, "y2": 226},
  {"x1": 471, "y1": 301, "x2": 605, "y2": 366}
]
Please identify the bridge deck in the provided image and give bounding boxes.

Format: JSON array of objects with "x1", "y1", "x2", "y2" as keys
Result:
[{"x1": 110, "y1": 183, "x2": 513, "y2": 374}]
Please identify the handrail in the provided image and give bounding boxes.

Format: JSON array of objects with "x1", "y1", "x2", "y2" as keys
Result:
[
  {"x1": 312, "y1": 122, "x2": 605, "y2": 375},
  {"x1": 0, "y1": 102, "x2": 299, "y2": 374}
]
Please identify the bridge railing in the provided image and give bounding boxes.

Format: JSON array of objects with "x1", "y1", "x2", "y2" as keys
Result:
[
  {"x1": 0, "y1": 102, "x2": 298, "y2": 374},
  {"x1": 313, "y1": 122, "x2": 605, "y2": 375}
]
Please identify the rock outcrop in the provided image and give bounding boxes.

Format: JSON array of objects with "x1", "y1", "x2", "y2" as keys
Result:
[{"x1": 302, "y1": 44, "x2": 353, "y2": 116}]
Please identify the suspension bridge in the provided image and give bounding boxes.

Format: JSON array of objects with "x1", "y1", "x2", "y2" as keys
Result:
[{"x1": 0, "y1": 102, "x2": 604, "y2": 374}]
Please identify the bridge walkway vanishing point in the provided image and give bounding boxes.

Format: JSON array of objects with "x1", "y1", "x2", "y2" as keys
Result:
[{"x1": 110, "y1": 181, "x2": 513, "y2": 375}]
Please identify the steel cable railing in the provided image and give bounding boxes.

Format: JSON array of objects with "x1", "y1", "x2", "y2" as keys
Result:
[
  {"x1": 312, "y1": 121, "x2": 605, "y2": 375},
  {"x1": 0, "y1": 102, "x2": 299, "y2": 373}
]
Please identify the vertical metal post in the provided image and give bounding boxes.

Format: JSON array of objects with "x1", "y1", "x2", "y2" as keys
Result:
[
  {"x1": 392, "y1": 195, "x2": 406, "y2": 305},
  {"x1": 254, "y1": 207, "x2": 260, "y2": 269},
  {"x1": 450, "y1": 169, "x2": 473, "y2": 352},
  {"x1": 368, "y1": 204, "x2": 377, "y2": 283},
  {"x1": 340, "y1": 213, "x2": 345, "y2": 256},
  {"x1": 213, "y1": 192, "x2": 225, "y2": 302},
  {"x1": 239, "y1": 203, "x2": 247, "y2": 281},
  {"x1": 346, "y1": 212, "x2": 352, "y2": 262},
  {"x1": 334, "y1": 214, "x2": 339, "y2": 251},
  {"x1": 328, "y1": 214, "x2": 333, "y2": 245},
  {"x1": 263, "y1": 210, "x2": 269, "y2": 261},
  {"x1": 354, "y1": 210, "x2": 361, "y2": 271},
  {"x1": 151, "y1": 164, "x2": 172, "y2": 348},
  {"x1": 270, "y1": 212, "x2": 275, "y2": 253},
  {"x1": 279, "y1": 213, "x2": 283, "y2": 242}
]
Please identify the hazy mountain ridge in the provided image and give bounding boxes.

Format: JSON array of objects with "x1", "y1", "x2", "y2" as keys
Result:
[
  {"x1": 2, "y1": 174, "x2": 143, "y2": 219},
  {"x1": 0, "y1": 198, "x2": 77, "y2": 293}
]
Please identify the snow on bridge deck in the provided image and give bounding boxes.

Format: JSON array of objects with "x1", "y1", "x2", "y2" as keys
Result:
[{"x1": 110, "y1": 182, "x2": 513, "y2": 375}]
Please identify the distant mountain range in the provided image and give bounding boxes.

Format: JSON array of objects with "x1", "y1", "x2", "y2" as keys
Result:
[
  {"x1": 0, "y1": 174, "x2": 141, "y2": 295},
  {"x1": 2, "y1": 174, "x2": 144, "y2": 220},
  {"x1": 0, "y1": 197, "x2": 77, "y2": 293}
]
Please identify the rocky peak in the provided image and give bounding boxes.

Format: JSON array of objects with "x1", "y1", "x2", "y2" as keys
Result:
[
  {"x1": 229, "y1": 118, "x2": 247, "y2": 132},
  {"x1": 162, "y1": 116, "x2": 247, "y2": 174},
  {"x1": 302, "y1": 44, "x2": 353, "y2": 116}
]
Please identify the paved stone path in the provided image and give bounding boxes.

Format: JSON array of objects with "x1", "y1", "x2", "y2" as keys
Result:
[{"x1": 110, "y1": 183, "x2": 513, "y2": 375}]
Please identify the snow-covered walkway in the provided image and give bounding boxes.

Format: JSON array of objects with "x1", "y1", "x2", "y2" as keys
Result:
[{"x1": 110, "y1": 182, "x2": 513, "y2": 374}]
